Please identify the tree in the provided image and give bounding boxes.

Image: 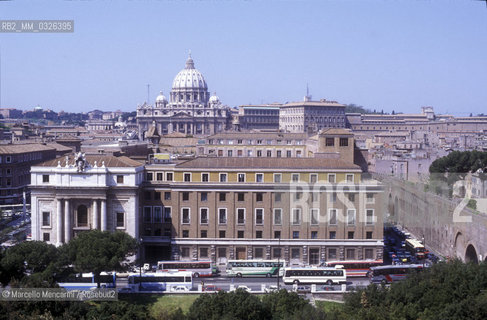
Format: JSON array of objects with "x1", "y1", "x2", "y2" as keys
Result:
[
  {"x1": 261, "y1": 289, "x2": 309, "y2": 320},
  {"x1": 60, "y1": 230, "x2": 137, "y2": 288}
]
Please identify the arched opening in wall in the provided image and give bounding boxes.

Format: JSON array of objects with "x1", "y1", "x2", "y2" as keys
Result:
[
  {"x1": 465, "y1": 244, "x2": 479, "y2": 264},
  {"x1": 454, "y1": 232, "x2": 465, "y2": 260},
  {"x1": 77, "y1": 205, "x2": 88, "y2": 228}
]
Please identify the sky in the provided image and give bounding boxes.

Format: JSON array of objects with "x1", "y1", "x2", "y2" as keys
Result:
[{"x1": 0, "y1": 0, "x2": 486, "y2": 115}]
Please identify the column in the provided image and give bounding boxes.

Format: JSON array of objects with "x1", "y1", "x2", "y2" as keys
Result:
[
  {"x1": 101, "y1": 200, "x2": 107, "y2": 231},
  {"x1": 64, "y1": 199, "x2": 71, "y2": 242},
  {"x1": 93, "y1": 199, "x2": 99, "y2": 230},
  {"x1": 56, "y1": 199, "x2": 63, "y2": 246}
]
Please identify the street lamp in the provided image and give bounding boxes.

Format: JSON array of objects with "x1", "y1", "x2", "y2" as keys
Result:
[
  {"x1": 422, "y1": 234, "x2": 425, "y2": 268},
  {"x1": 277, "y1": 236, "x2": 281, "y2": 290}
]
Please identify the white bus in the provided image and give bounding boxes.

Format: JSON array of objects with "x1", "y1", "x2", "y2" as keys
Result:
[
  {"x1": 283, "y1": 267, "x2": 347, "y2": 285},
  {"x1": 156, "y1": 260, "x2": 213, "y2": 277},
  {"x1": 226, "y1": 260, "x2": 284, "y2": 278},
  {"x1": 57, "y1": 272, "x2": 116, "y2": 290},
  {"x1": 127, "y1": 271, "x2": 193, "y2": 292}
]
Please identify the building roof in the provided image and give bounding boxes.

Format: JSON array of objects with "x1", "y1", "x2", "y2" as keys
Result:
[
  {"x1": 46, "y1": 142, "x2": 73, "y2": 152},
  {"x1": 176, "y1": 157, "x2": 360, "y2": 170},
  {"x1": 0, "y1": 144, "x2": 56, "y2": 154},
  {"x1": 207, "y1": 132, "x2": 308, "y2": 140},
  {"x1": 319, "y1": 128, "x2": 353, "y2": 135},
  {"x1": 36, "y1": 155, "x2": 144, "y2": 168},
  {"x1": 282, "y1": 100, "x2": 345, "y2": 108}
]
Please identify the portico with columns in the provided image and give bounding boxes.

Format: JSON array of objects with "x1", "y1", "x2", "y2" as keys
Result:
[{"x1": 30, "y1": 154, "x2": 143, "y2": 246}]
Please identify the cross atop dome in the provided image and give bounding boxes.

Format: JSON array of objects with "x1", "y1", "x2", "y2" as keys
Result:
[{"x1": 185, "y1": 50, "x2": 194, "y2": 69}]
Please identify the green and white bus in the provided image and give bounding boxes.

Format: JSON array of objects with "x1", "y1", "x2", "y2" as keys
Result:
[{"x1": 226, "y1": 260, "x2": 284, "y2": 278}]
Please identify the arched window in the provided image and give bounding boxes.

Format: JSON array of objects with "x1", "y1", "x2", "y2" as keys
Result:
[{"x1": 77, "y1": 205, "x2": 88, "y2": 227}]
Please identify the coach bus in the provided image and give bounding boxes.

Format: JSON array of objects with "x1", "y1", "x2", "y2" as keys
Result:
[
  {"x1": 156, "y1": 260, "x2": 213, "y2": 277},
  {"x1": 324, "y1": 260, "x2": 383, "y2": 277},
  {"x1": 405, "y1": 239, "x2": 426, "y2": 259},
  {"x1": 226, "y1": 260, "x2": 284, "y2": 278},
  {"x1": 283, "y1": 267, "x2": 347, "y2": 285},
  {"x1": 368, "y1": 264, "x2": 424, "y2": 284},
  {"x1": 127, "y1": 271, "x2": 193, "y2": 292},
  {"x1": 57, "y1": 272, "x2": 116, "y2": 290}
]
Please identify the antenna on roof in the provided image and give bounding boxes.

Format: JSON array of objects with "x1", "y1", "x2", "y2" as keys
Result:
[{"x1": 304, "y1": 83, "x2": 312, "y2": 102}]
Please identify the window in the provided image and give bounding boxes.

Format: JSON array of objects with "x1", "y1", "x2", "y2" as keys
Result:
[
  {"x1": 328, "y1": 248, "x2": 337, "y2": 260},
  {"x1": 237, "y1": 173, "x2": 245, "y2": 182},
  {"x1": 146, "y1": 172, "x2": 153, "y2": 181},
  {"x1": 200, "y1": 247, "x2": 209, "y2": 258},
  {"x1": 273, "y1": 208, "x2": 282, "y2": 225},
  {"x1": 267, "y1": 150, "x2": 272, "y2": 157},
  {"x1": 201, "y1": 173, "x2": 209, "y2": 182},
  {"x1": 153, "y1": 207, "x2": 162, "y2": 223},
  {"x1": 348, "y1": 193, "x2": 355, "y2": 202},
  {"x1": 274, "y1": 231, "x2": 281, "y2": 239},
  {"x1": 182, "y1": 208, "x2": 190, "y2": 224},
  {"x1": 325, "y1": 137, "x2": 334, "y2": 146},
  {"x1": 292, "y1": 208, "x2": 301, "y2": 225},
  {"x1": 310, "y1": 209, "x2": 319, "y2": 225},
  {"x1": 328, "y1": 174, "x2": 336, "y2": 183},
  {"x1": 291, "y1": 173, "x2": 299, "y2": 182},
  {"x1": 182, "y1": 230, "x2": 189, "y2": 238},
  {"x1": 366, "y1": 231, "x2": 373, "y2": 239},
  {"x1": 77, "y1": 205, "x2": 88, "y2": 227},
  {"x1": 154, "y1": 192, "x2": 161, "y2": 200},
  {"x1": 347, "y1": 209, "x2": 356, "y2": 225},
  {"x1": 329, "y1": 231, "x2": 336, "y2": 239},
  {"x1": 218, "y1": 208, "x2": 227, "y2": 224},
  {"x1": 116, "y1": 212, "x2": 125, "y2": 227},
  {"x1": 181, "y1": 247, "x2": 190, "y2": 258},
  {"x1": 347, "y1": 231, "x2": 354, "y2": 239},
  {"x1": 339, "y1": 138, "x2": 349, "y2": 146},
  {"x1": 182, "y1": 192, "x2": 189, "y2": 201},
  {"x1": 166, "y1": 172, "x2": 173, "y2": 181},
  {"x1": 292, "y1": 231, "x2": 299, "y2": 239},
  {"x1": 256, "y1": 173, "x2": 263, "y2": 183},
  {"x1": 183, "y1": 173, "x2": 191, "y2": 182},
  {"x1": 200, "y1": 208, "x2": 208, "y2": 224},
  {"x1": 276, "y1": 150, "x2": 282, "y2": 158},
  {"x1": 256, "y1": 193, "x2": 263, "y2": 202},
  {"x1": 286, "y1": 150, "x2": 292, "y2": 158},
  {"x1": 346, "y1": 248, "x2": 355, "y2": 260},
  {"x1": 237, "y1": 208, "x2": 245, "y2": 224},
  {"x1": 117, "y1": 175, "x2": 124, "y2": 184},
  {"x1": 42, "y1": 175, "x2": 49, "y2": 183},
  {"x1": 219, "y1": 192, "x2": 226, "y2": 202},
  {"x1": 144, "y1": 191, "x2": 151, "y2": 201},
  {"x1": 201, "y1": 230, "x2": 207, "y2": 238},
  {"x1": 164, "y1": 192, "x2": 171, "y2": 200},
  {"x1": 365, "y1": 248, "x2": 374, "y2": 259},
  {"x1": 219, "y1": 173, "x2": 227, "y2": 182},
  {"x1": 274, "y1": 192, "x2": 282, "y2": 202},
  {"x1": 43, "y1": 233, "x2": 50, "y2": 242},
  {"x1": 366, "y1": 209, "x2": 374, "y2": 225},
  {"x1": 237, "y1": 150, "x2": 243, "y2": 157},
  {"x1": 366, "y1": 193, "x2": 374, "y2": 203},
  {"x1": 311, "y1": 231, "x2": 318, "y2": 239},
  {"x1": 42, "y1": 211, "x2": 50, "y2": 227},
  {"x1": 257, "y1": 150, "x2": 262, "y2": 157},
  {"x1": 227, "y1": 150, "x2": 233, "y2": 157},
  {"x1": 273, "y1": 248, "x2": 282, "y2": 259},
  {"x1": 6, "y1": 156, "x2": 11, "y2": 163},
  {"x1": 254, "y1": 248, "x2": 264, "y2": 259},
  {"x1": 238, "y1": 230, "x2": 244, "y2": 238},
  {"x1": 255, "y1": 209, "x2": 263, "y2": 225},
  {"x1": 274, "y1": 174, "x2": 281, "y2": 183},
  {"x1": 310, "y1": 174, "x2": 318, "y2": 184},
  {"x1": 237, "y1": 193, "x2": 245, "y2": 201},
  {"x1": 219, "y1": 230, "x2": 226, "y2": 238},
  {"x1": 346, "y1": 174, "x2": 354, "y2": 182},
  {"x1": 200, "y1": 192, "x2": 208, "y2": 202},
  {"x1": 156, "y1": 172, "x2": 163, "y2": 181},
  {"x1": 256, "y1": 231, "x2": 263, "y2": 238},
  {"x1": 291, "y1": 248, "x2": 300, "y2": 259},
  {"x1": 143, "y1": 207, "x2": 152, "y2": 223},
  {"x1": 163, "y1": 207, "x2": 171, "y2": 222},
  {"x1": 329, "y1": 209, "x2": 337, "y2": 225}
]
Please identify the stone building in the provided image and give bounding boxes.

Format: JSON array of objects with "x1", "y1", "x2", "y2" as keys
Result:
[{"x1": 137, "y1": 54, "x2": 231, "y2": 138}]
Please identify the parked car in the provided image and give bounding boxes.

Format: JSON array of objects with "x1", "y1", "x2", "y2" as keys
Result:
[
  {"x1": 203, "y1": 285, "x2": 222, "y2": 292},
  {"x1": 264, "y1": 285, "x2": 279, "y2": 293},
  {"x1": 295, "y1": 286, "x2": 311, "y2": 293},
  {"x1": 231, "y1": 285, "x2": 251, "y2": 292},
  {"x1": 170, "y1": 286, "x2": 189, "y2": 292}
]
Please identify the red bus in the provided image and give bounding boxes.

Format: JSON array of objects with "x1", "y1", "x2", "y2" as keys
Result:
[{"x1": 325, "y1": 260, "x2": 383, "y2": 277}]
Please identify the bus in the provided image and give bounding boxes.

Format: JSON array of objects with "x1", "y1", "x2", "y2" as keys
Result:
[
  {"x1": 283, "y1": 267, "x2": 347, "y2": 285},
  {"x1": 57, "y1": 272, "x2": 116, "y2": 290},
  {"x1": 368, "y1": 264, "x2": 424, "y2": 284},
  {"x1": 156, "y1": 260, "x2": 213, "y2": 277},
  {"x1": 226, "y1": 260, "x2": 284, "y2": 278},
  {"x1": 324, "y1": 260, "x2": 383, "y2": 277},
  {"x1": 405, "y1": 239, "x2": 426, "y2": 259},
  {"x1": 127, "y1": 271, "x2": 193, "y2": 292}
]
